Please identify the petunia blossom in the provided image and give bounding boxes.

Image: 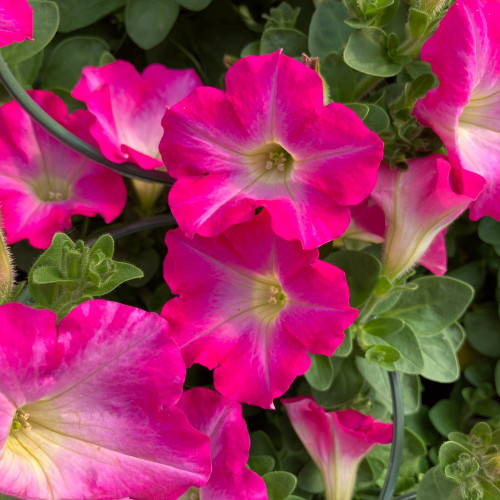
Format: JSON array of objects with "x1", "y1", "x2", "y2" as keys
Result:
[
  {"x1": 72, "y1": 60, "x2": 202, "y2": 170},
  {"x1": 283, "y1": 396, "x2": 393, "y2": 500},
  {"x1": 369, "y1": 156, "x2": 483, "y2": 280},
  {"x1": 413, "y1": 0, "x2": 499, "y2": 220},
  {"x1": 0, "y1": 300, "x2": 211, "y2": 500},
  {"x1": 162, "y1": 210, "x2": 358, "y2": 409},
  {"x1": 0, "y1": 0, "x2": 33, "y2": 47},
  {"x1": 177, "y1": 387, "x2": 267, "y2": 500},
  {"x1": 0, "y1": 90, "x2": 127, "y2": 249},
  {"x1": 160, "y1": 50, "x2": 384, "y2": 249}
]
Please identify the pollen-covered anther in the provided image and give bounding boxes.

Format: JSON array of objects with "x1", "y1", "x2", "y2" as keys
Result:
[
  {"x1": 12, "y1": 409, "x2": 31, "y2": 432},
  {"x1": 268, "y1": 284, "x2": 287, "y2": 307}
]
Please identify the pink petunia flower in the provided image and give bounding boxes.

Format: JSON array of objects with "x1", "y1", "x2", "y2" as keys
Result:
[
  {"x1": 414, "y1": 0, "x2": 499, "y2": 220},
  {"x1": 160, "y1": 50, "x2": 384, "y2": 250},
  {"x1": 162, "y1": 210, "x2": 358, "y2": 409},
  {"x1": 0, "y1": 300, "x2": 211, "y2": 500},
  {"x1": 177, "y1": 387, "x2": 267, "y2": 500},
  {"x1": 368, "y1": 156, "x2": 483, "y2": 280},
  {"x1": 0, "y1": 0, "x2": 33, "y2": 47},
  {"x1": 0, "y1": 90, "x2": 127, "y2": 249},
  {"x1": 283, "y1": 396, "x2": 393, "y2": 500},
  {"x1": 72, "y1": 60, "x2": 202, "y2": 170}
]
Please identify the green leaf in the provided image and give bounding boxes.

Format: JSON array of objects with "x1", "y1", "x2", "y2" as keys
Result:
[
  {"x1": 363, "y1": 317, "x2": 404, "y2": 336},
  {"x1": 465, "y1": 307, "x2": 500, "y2": 358},
  {"x1": 408, "y1": 8, "x2": 430, "y2": 39},
  {"x1": 345, "y1": 102, "x2": 369, "y2": 120},
  {"x1": 32, "y1": 266, "x2": 67, "y2": 285},
  {"x1": 344, "y1": 28, "x2": 402, "y2": 77},
  {"x1": 429, "y1": 400, "x2": 461, "y2": 437},
  {"x1": 495, "y1": 360, "x2": 500, "y2": 397},
  {"x1": 363, "y1": 104, "x2": 390, "y2": 133},
  {"x1": 335, "y1": 327, "x2": 353, "y2": 357},
  {"x1": 362, "y1": 323, "x2": 424, "y2": 374},
  {"x1": 248, "y1": 455, "x2": 276, "y2": 476},
  {"x1": 297, "y1": 461, "x2": 324, "y2": 494},
  {"x1": 365, "y1": 345, "x2": 400, "y2": 370},
  {"x1": 263, "y1": 471, "x2": 297, "y2": 500},
  {"x1": 2, "y1": 0, "x2": 59, "y2": 65},
  {"x1": 416, "y1": 466, "x2": 461, "y2": 500},
  {"x1": 86, "y1": 261, "x2": 143, "y2": 296},
  {"x1": 305, "y1": 354, "x2": 333, "y2": 391},
  {"x1": 125, "y1": 0, "x2": 179, "y2": 50},
  {"x1": 320, "y1": 52, "x2": 356, "y2": 102},
  {"x1": 313, "y1": 355, "x2": 363, "y2": 407},
  {"x1": 464, "y1": 362, "x2": 495, "y2": 388},
  {"x1": 41, "y1": 36, "x2": 110, "y2": 92},
  {"x1": 325, "y1": 250, "x2": 381, "y2": 308},
  {"x1": 250, "y1": 431, "x2": 279, "y2": 463},
  {"x1": 176, "y1": 0, "x2": 212, "y2": 10},
  {"x1": 89, "y1": 234, "x2": 115, "y2": 260},
  {"x1": 10, "y1": 51, "x2": 44, "y2": 88},
  {"x1": 381, "y1": 276, "x2": 474, "y2": 337},
  {"x1": 260, "y1": 28, "x2": 308, "y2": 57},
  {"x1": 309, "y1": 0, "x2": 352, "y2": 58},
  {"x1": 478, "y1": 216, "x2": 500, "y2": 245}
]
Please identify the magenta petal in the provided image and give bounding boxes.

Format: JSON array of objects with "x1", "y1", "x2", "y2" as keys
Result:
[
  {"x1": 0, "y1": 301, "x2": 211, "y2": 499},
  {"x1": 0, "y1": 0, "x2": 33, "y2": 47},
  {"x1": 178, "y1": 388, "x2": 267, "y2": 500},
  {"x1": 160, "y1": 51, "x2": 383, "y2": 248},
  {"x1": 414, "y1": 0, "x2": 500, "y2": 220},
  {"x1": 0, "y1": 90, "x2": 126, "y2": 249},
  {"x1": 72, "y1": 60, "x2": 202, "y2": 169},
  {"x1": 162, "y1": 210, "x2": 357, "y2": 408}
]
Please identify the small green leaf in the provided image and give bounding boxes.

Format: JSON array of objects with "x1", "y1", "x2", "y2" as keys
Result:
[
  {"x1": 248, "y1": 455, "x2": 275, "y2": 476},
  {"x1": 464, "y1": 362, "x2": 495, "y2": 388},
  {"x1": 89, "y1": 234, "x2": 115, "y2": 260},
  {"x1": 366, "y1": 345, "x2": 400, "y2": 370},
  {"x1": 32, "y1": 266, "x2": 67, "y2": 285},
  {"x1": 176, "y1": 0, "x2": 212, "y2": 10},
  {"x1": 381, "y1": 276, "x2": 474, "y2": 337},
  {"x1": 465, "y1": 307, "x2": 500, "y2": 358},
  {"x1": 85, "y1": 261, "x2": 143, "y2": 296},
  {"x1": 2, "y1": 0, "x2": 59, "y2": 65},
  {"x1": 305, "y1": 354, "x2": 333, "y2": 391},
  {"x1": 125, "y1": 0, "x2": 179, "y2": 50},
  {"x1": 408, "y1": 8, "x2": 430, "y2": 39},
  {"x1": 309, "y1": 0, "x2": 352, "y2": 58},
  {"x1": 42, "y1": 36, "x2": 110, "y2": 92},
  {"x1": 363, "y1": 104, "x2": 390, "y2": 133},
  {"x1": 363, "y1": 317, "x2": 404, "y2": 336},
  {"x1": 345, "y1": 102, "x2": 369, "y2": 120},
  {"x1": 320, "y1": 52, "x2": 356, "y2": 103},
  {"x1": 297, "y1": 461, "x2": 323, "y2": 494},
  {"x1": 429, "y1": 400, "x2": 461, "y2": 437},
  {"x1": 416, "y1": 466, "x2": 461, "y2": 500},
  {"x1": 263, "y1": 471, "x2": 297, "y2": 500},
  {"x1": 52, "y1": 0, "x2": 125, "y2": 32},
  {"x1": 260, "y1": 28, "x2": 308, "y2": 57},
  {"x1": 344, "y1": 28, "x2": 402, "y2": 77},
  {"x1": 478, "y1": 216, "x2": 500, "y2": 245},
  {"x1": 335, "y1": 327, "x2": 353, "y2": 357},
  {"x1": 325, "y1": 250, "x2": 381, "y2": 308},
  {"x1": 250, "y1": 431, "x2": 279, "y2": 463}
]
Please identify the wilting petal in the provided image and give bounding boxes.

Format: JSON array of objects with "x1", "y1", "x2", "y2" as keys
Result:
[
  {"x1": 162, "y1": 210, "x2": 357, "y2": 408},
  {"x1": 72, "y1": 60, "x2": 202, "y2": 169},
  {"x1": 0, "y1": 0, "x2": 33, "y2": 47},
  {"x1": 370, "y1": 156, "x2": 480, "y2": 280},
  {"x1": 161, "y1": 51, "x2": 383, "y2": 249},
  {"x1": 283, "y1": 397, "x2": 392, "y2": 500},
  {"x1": 0, "y1": 90, "x2": 126, "y2": 249},
  {"x1": 0, "y1": 301, "x2": 211, "y2": 500},
  {"x1": 414, "y1": 0, "x2": 500, "y2": 219},
  {"x1": 178, "y1": 388, "x2": 267, "y2": 500}
]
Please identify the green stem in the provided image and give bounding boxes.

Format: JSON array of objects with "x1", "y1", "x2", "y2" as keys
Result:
[
  {"x1": 379, "y1": 371, "x2": 405, "y2": 500},
  {"x1": 353, "y1": 74, "x2": 384, "y2": 100},
  {"x1": 0, "y1": 54, "x2": 173, "y2": 185},
  {"x1": 356, "y1": 294, "x2": 382, "y2": 325}
]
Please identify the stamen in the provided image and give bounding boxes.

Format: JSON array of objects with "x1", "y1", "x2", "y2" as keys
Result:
[
  {"x1": 268, "y1": 296, "x2": 278, "y2": 304},
  {"x1": 265, "y1": 161, "x2": 274, "y2": 170},
  {"x1": 12, "y1": 409, "x2": 32, "y2": 432},
  {"x1": 270, "y1": 285, "x2": 279, "y2": 295}
]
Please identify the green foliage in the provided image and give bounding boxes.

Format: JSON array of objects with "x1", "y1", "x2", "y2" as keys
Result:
[
  {"x1": 305, "y1": 354, "x2": 333, "y2": 391},
  {"x1": 263, "y1": 471, "x2": 297, "y2": 500},
  {"x1": 28, "y1": 233, "x2": 143, "y2": 318},
  {"x1": 465, "y1": 307, "x2": 500, "y2": 358}
]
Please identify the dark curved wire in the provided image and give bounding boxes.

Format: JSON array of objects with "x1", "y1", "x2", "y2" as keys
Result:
[
  {"x1": 379, "y1": 371, "x2": 405, "y2": 500},
  {"x1": 0, "y1": 54, "x2": 173, "y2": 184}
]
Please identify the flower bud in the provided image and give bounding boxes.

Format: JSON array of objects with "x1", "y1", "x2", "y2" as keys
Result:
[{"x1": 0, "y1": 214, "x2": 14, "y2": 303}]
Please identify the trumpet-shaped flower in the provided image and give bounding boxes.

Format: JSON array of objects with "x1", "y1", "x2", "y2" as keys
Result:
[
  {"x1": 162, "y1": 210, "x2": 358, "y2": 409},
  {"x1": 414, "y1": 0, "x2": 499, "y2": 220},
  {"x1": 369, "y1": 156, "x2": 483, "y2": 280},
  {"x1": 177, "y1": 388, "x2": 267, "y2": 500},
  {"x1": 160, "y1": 51, "x2": 383, "y2": 249},
  {"x1": 0, "y1": 300, "x2": 211, "y2": 500},
  {"x1": 283, "y1": 397, "x2": 393, "y2": 500},
  {"x1": 0, "y1": 90, "x2": 126, "y2": 249},
  {"x1": 72, "y1": 60, "x2": 202, "y2": 170},
  {"x1": 0, "y1": 0, "x2": 33, "y2": 47}
]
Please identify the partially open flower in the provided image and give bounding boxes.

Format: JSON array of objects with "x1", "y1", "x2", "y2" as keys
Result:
[
  {"x1": 177, "y1": 388, "x2": 267, "y2": 500},
  {"x1": 0, "y1": 90, "x2": 127, "y2": 249},
  {"x1": 414, "y1": 0, "x2": 498, "y2": 220},
  {"x1": 0, "y1": 300, "x2": 211, "y2": 499},
  {"x1": 160, "y1": 50, "x2": 383, "y2": 249},
  {"x1": 0, "y1": 0, "x2": 33, "y2": 47},
  {"x1": 0, "y1": 213, "x2": 13, "y2": 303},
  {"x1": 162, "y1": 210, "x2": 357, "y2": 408},
  {"x1": 72, "y1": 60, "x2": 202, "y2": 170},
  {"x1": 283, "y1": 397, "x2": 393, "y2": 500}
]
